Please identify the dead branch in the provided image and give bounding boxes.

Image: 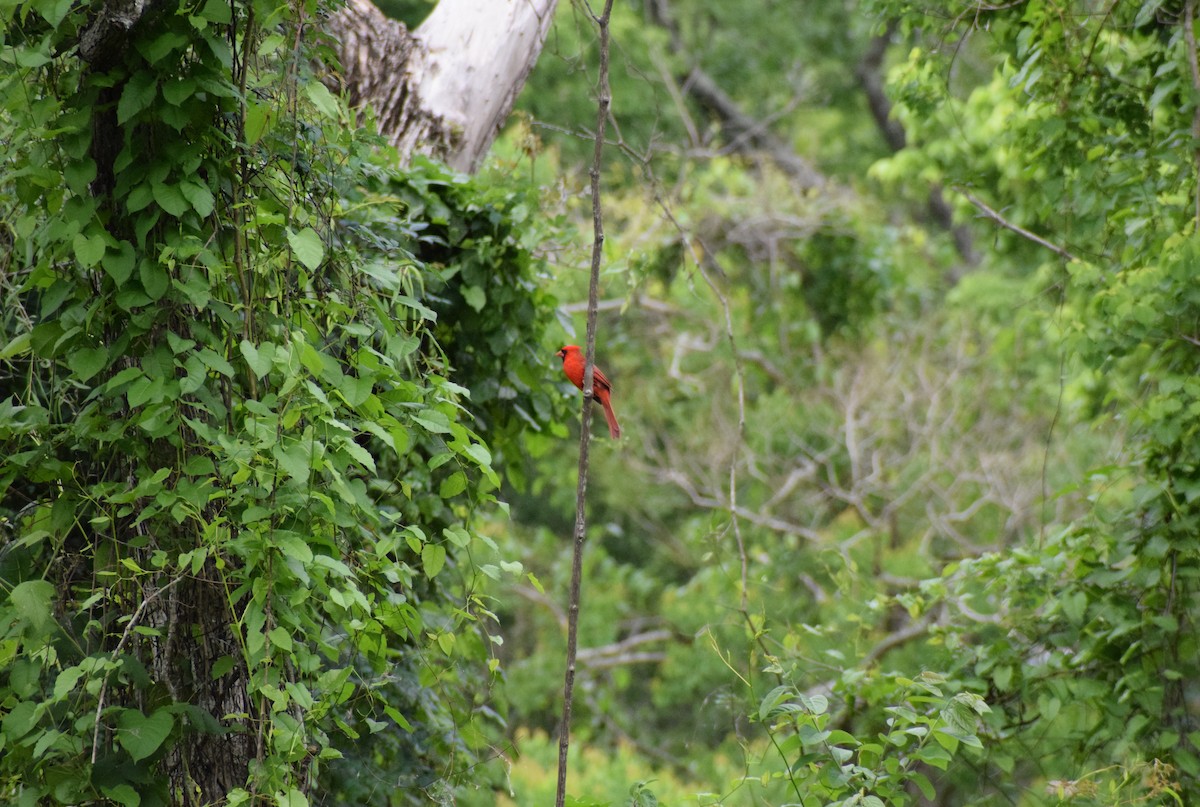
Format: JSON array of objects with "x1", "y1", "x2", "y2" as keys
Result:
[{"x1": 956, "y1": 187, "x2": 1079, "y2": 261}]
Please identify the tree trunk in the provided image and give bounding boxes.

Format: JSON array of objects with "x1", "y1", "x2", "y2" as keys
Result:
[
  {"x1": 149, "y1": 570, "x2": 256, "y2": 805},
  {"x1": 327, "y1": 0, "x2": 559, "y2": 172}
]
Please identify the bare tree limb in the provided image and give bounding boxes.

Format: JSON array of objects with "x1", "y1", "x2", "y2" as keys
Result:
[
  {"x1": 856, "y1": 26, "x2": 979, "y2": 268},
  {"x1": 327, "y1": 0, "x2": 558, "y2": 172},
  {"x1": 956, "y1": 187, "x2": 1079, "y2": 261},
  {"x1": 644, "y1": 0, "x2": 825, "y2": 188},
  {"x1": 856, "y1": 28, "x2": 907, "y2": 152},
  {"x1": 560, "y1": 295, "x2": 679, "y2": 316},
  {"x1": 576, "y1": 629, "x2": 676, "y2": 668},
  {"x1": 512, "y1": 584, "x2": 568, "y2": 630},
  {"x1": 681, "y1": 68, "x2": 827, "y2": 189}
]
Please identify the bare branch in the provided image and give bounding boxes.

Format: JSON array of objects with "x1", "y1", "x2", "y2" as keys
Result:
[
  {"x1": 92, "y1": 575, "x2": 184, "y2": 764},
  {"x1": 327, "y1": 0, "x2": 557, "y2": 171},
  {"x1": 556, "y1": 3, "x2": 614, "y2": 804},
  {"x1": 560, "y1": 295, "x2": 679, "y2": 316},
  {"x1": 577, "y1": 629, "x2": 676, "y2": 664},
  {"x1": 644, "y1": 0, "x2": 825, "y2": 188},
  {"x1": 855, "y1": 26, "x2": 978, "y2": 269},
  {"x1": 856, "y1": 28, "x2": 907, "y2": 152},
  {"x1": 956, "y1": 187, "x2": 1079, "y2": 261},
  {"x1": 512, "y1": 584, "x2": 568, "y2": 630},
  {"x1": 681, "y1": 68, "x2": 826, "y2": 189},
  {"x1": 1185, "y1": 0, "x2": 1200, "y2": 227}
]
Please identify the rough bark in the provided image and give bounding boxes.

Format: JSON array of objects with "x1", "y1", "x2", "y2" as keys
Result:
[
  {"x1": 148, "y1": 570, "x2": 256, "y2": 805},
  {"x1": 326, "y1": 0, "x2": 558, "y2": 172},
  {"x1": 78, "y1": 0, "x2": 157, "y2": 197},
  {"x1": 78, "y1": 0, "x2": 154, "y2": 66}
]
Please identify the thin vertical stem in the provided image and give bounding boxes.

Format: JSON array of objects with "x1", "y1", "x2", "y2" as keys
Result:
[
  {"x1": 555, "y1": 1, "x2": 614, "y2": 805},
  {"x1": 1185, "y1": 0, "x2": 1200, "y2": 228}
]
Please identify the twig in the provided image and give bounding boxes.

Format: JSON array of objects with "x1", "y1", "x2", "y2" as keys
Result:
[
  {"x1": 560, "y1": 295, "x2": 678, "y2": 316},
  {"x1": 644, "y1": 0, "x2": 826, "y2": 189},
  {"x1": 555, "y1": 1, "x2": 614, "y2": 804},
  {"x1": 512, "y1": 584, "x2": 568, "y2": 630},
  {"x1": 576, "y1": 629, "x2": 676, "y2": 668},
  {"x1": 955, "y1": 187, "x2": 1078, "y2": 261},
  {"x1": 1185, "y1": 0, "x2": 1200, "y2": 228},
  {"x1": 91, "y1": 575, "x2": 184, "y2": 764}
]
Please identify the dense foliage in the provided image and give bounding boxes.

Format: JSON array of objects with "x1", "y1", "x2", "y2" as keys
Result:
[
  {"x1": 0, "y1": 0, "x2": 560, "y2": 803},
  {"x1": 483, "y1": 0, "x2": 1200, "y2": 804}
]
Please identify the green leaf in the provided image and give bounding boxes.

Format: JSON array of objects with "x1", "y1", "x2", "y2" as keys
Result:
[
  {"x1": 10, "y1": 580, "x2": 55, "y2": 631},
  {"x1": 276, "y1": 787, "x2": 309, "y2": 807},
  {"x1": 9, "y1": 659, "x2": 40, "y2": 698},
  {"x1": 338, "y1": 437, "x2": 377, "y2": 473},
  {"x1": 153, "y1": 182, "x2": 189, "y2": 217},
  {"x1": 273, "y1": 442, "x2": 311, "y2": 482},
  {"x1": 443, "y1": 525, "x2": 471, "y2": 547},
  {"x1": 439, "y1": 471, "x2": 467, "y2": 498},
  {"x1": 757, "y1": 685, "x2": 793, "y2": 722},
  {"x1": 287, "y1": 227, "x2": 325, "y2": 270},
  {"x1": 140, "y1": 259, "x2": 169, "y2": 300},
  {"x1": 53, "y1": 665, "x2": 85, "y2": 700},
  {"x1": 240, "y1": 340, "x2": 275, "y2": 378},
  {"x1": 74, "y1": 231, "x2": 106, "y2": 268},
  {"x1": 68, "y1": 347, "x2": 109, "y2": 382},
  {"x1": 162, "y1": 76, "x2": 198, "y2": 106},
  {"x1": 395, "y1": 295, "x2": 437, "y2": 322},
  {"x1": 413, "y1": 410, "x2": 452, "y2": 434},
  {"x1": 245, "y1": 101, "x2": 271, "y2": 145},
  {"x1": 0, "y1": 332, "x2": 31, "y2": 360},
  {"x1": 339, "y1": 374, "x2": 372, "y2": 407},
  {"x1": 100, "y1": 784, "x2": 141, "y2": 807},
  {"x1": 1, "y1": 701, "x2": 39, "y2": 741},
  {"x1": 462, "y1": 284, "x2": 486, "y2": 311},
  {"x1": 421, "y1": 544, "x2": 446, "y2": 578},
  {"x1": 117, "y1": 72, "x2": 157, "y2": 124},
  {"x1": 117, "y1": 708, "x2": 173, "y2": 762},
  {"x1": 126, "y1": 183, "x2": 154, "y2": 212},
  {"x1": 102, "y1": 240, "x2": 137, "y2": 284},
  {"x1": 139, "y1": 30, "x2": 188, "y2": 64},
  {"x1": 127, "y1": 374, "x2": 164, "y2": 408},
  {"x1": 196, "y1": 0, "x2": 231, "y2": 22},
  {"x1": 304, "y1": 82, "x2": 340, "y2": 119},
  {"x1": 1061, "y1": 590, "x2": 1087, "y2": 624},
  {"x1": 919, "y1": 742, "x2": 953, "y2": 770},
  {"x1": 106, "y1": 366, "x2": 145, "y2": 390},
  {"x1": 278, "y1": 534, "x2": 313, "y2": 564},
  {"x1": 931, "y1": 728, "x2": 959, "y2": 753},
  {"x1": 910, "y1": 771, "x2": 936, "y2": 801},
  {"x1": 383, "y1": 705, "x2": 414, "y2": 732},
  {"x1": 65, "y1": 158, "x2": 97, "y2": 193},
  {"x1": 198, "y1": 348, "x2": 235, "y2": 377},
  {"x1": 35, "y1": 0, "x2": 73, "y2": 28},
  {"x1": 180, "y1": 180, "x2": 214, "y2": 217}
]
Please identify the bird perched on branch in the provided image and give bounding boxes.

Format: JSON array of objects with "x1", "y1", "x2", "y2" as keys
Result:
[{"x1": 556, "y1": 345, "x2": 620, "y2": 439}]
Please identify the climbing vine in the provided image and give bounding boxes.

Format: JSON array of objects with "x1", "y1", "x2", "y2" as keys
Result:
[{"x1": 0, "y1": 0, "x2": 559, "y2": 802}]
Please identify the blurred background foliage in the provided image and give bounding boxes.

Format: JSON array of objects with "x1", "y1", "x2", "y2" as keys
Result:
[{"x1": 454, "y1": 0, "x2": 1200, "y2": 803}]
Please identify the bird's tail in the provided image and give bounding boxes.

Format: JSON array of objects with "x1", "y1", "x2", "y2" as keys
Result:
[{"x1": 600, "y1": 398, "x2": 621, "y2": 439}]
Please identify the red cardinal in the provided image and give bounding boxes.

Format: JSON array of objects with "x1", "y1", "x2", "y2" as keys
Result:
[{"x1": 556, "y1": 345, "x2": 621, "y2": 439}]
